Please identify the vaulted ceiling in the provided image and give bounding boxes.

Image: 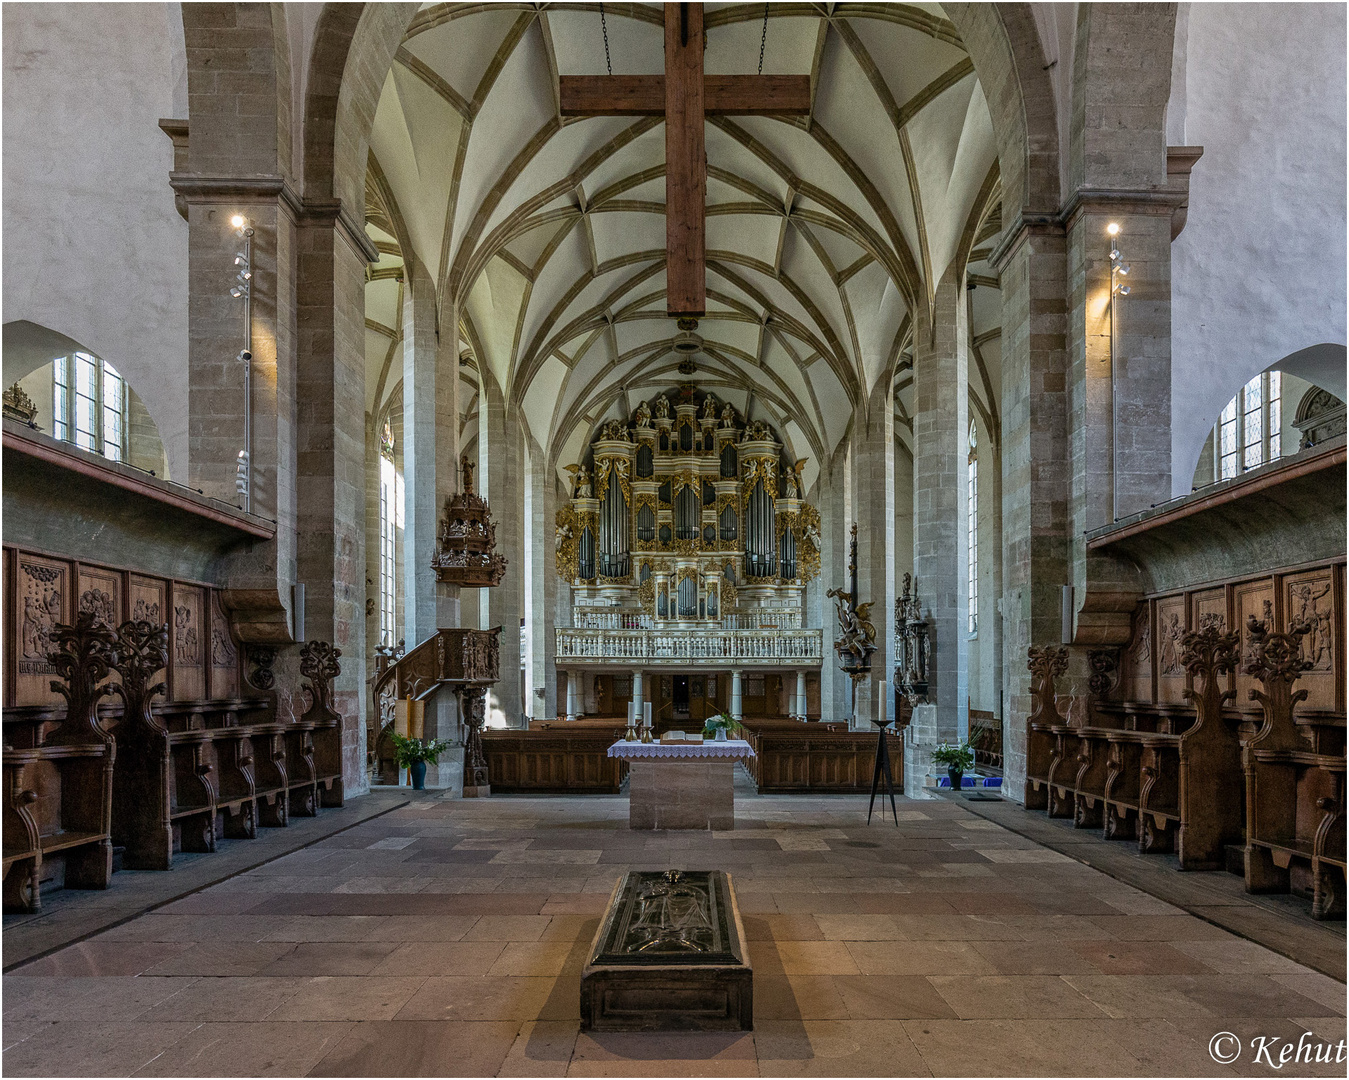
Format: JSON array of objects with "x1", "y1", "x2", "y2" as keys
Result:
[{"x1": 363, "y1": 2, "x2": 1004, "y2": 492}]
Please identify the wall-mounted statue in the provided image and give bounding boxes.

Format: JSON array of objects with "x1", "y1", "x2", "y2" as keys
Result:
[
  {"x1": 654, "y1": 394, "x2": 670, "y2": 420},
  {"x1": 701, "y1": 393, "x2": 718, "y2": 420},
  {"x1": 635, "y1": 400, "x2": 652, "y2": 427}
]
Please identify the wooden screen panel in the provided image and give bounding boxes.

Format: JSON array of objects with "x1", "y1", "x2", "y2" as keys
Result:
[
  {"x1": 78, "y1": 564, "x2": 124, "y2": 693},
  {"x1": 1155, "y1": 595, "x2": 1188, "y2": 703},
  {"x1": 170, "y1": 584, "x2": 205, "y2": 701},
  {"x1": 15, "y1": 553, "x2": 71, "y2": 706},
  {"x1": 128, "y1": 574, "x2": 166, "y2": 627},
  {"x1": 1192, "y1": 587, "x2": 1228, "y2": 634},
  {"x1": 1283, "y1": 567, "x2": 1338, "y2": 709},
  {"x1": 1234, "y1": 578, "x2": 1276, "y2": 705},
  {"x1": 209, "y1": 591, "x2": 240, "y2": 698},
  {"x1": 1121, "y1": 603, "x2": 1154, "y2": 703}
]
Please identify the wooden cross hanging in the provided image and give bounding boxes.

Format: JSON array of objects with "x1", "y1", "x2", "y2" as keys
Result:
[{"x1": 559, "y1": 3, "x2": 811, "y2": 317}]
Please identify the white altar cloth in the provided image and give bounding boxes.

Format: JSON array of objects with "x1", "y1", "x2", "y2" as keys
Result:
[{"x1": 608, "y1": 739, "x2": 755, "y2": 760}]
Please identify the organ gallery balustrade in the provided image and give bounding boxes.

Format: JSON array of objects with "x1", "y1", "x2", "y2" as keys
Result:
[{"x1": 555, "y1": 627, "x2": 823, "y2": 666}]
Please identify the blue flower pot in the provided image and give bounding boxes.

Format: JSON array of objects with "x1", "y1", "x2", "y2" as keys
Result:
[
  {"x1": 410, "y1": 761, "x2": 427, "y2": 790},
  {"x1": 947, "y1": 767, "x2": 964, "y2": 792}
]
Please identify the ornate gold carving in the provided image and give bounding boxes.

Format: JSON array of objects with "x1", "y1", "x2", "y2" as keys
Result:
[
  {"x1": 3, "y1": 383, "x2": 38, "y2": 424},
  {"x1": 777, "y1": 502, "x2": 821, "y2": 583},
  {"x1": 742, "y1": 457, "x2": 778, "y2": 499},
  {"x1": 555, "y1": 505, "x2": 579, "y2": 581}
]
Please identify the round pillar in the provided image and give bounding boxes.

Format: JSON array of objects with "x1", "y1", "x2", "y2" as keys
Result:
[
  {"x1": 796, "y1": 670, "x2": 807, "y2": 721},
  {"x1": 731, "y1": 669, "x2": 743, "y2": 722}
]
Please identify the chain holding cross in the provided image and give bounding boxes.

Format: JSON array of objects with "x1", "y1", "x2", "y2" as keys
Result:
[{"x1": 560, "y1": 3, "x2": 810, "y2": 317}]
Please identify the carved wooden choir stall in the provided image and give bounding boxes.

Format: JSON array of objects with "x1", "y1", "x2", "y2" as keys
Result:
[
  {"x1": 1024, "y1": 559, "x2": 1346, "y2": 920},
  {"x1": 2, "y1": 546, "x2": 347, "y2": 912}
]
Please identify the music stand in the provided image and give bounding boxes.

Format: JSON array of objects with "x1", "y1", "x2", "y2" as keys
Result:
[{"x1": 867, "y1": 720, "x2": 899, "y2": 826}]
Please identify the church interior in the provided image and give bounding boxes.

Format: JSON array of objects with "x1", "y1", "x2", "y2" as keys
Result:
[{"x1": 2, "y1": 2, "x2": 1346, "y2": 1076}]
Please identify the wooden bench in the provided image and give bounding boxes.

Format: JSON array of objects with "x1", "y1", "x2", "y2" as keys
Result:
[
  {"x1": 739, "y1": 721, "x2": 901, "y2": 794},
  {"x1": 2, "y1": 613, "x2": 116, "y2": 912},
  {"x1": 1242, "y1": 618, "x2": 1347, "y2": 920},
  {"x1": 483, "y1": 729, "x2": 628, "y2": 793}
]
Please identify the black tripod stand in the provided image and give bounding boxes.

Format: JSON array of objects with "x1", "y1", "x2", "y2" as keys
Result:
[{"x1": 867, "y1": 721, "x2": 899, "y2": 826}]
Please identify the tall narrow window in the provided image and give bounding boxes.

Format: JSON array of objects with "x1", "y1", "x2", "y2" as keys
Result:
[
  {"x1": 1268, "y1": 371, "x2": 1282, "y2": 460},
  {"x1": 378, "y1": 420, "x2": 398, "y2": 647},
  {"x1": 1242, "y1": 375, "x2": 1263, "y2": 471},
  {"x1": 1212, "y1": 371, "x2": 1283, "y2": 481},
  {"x1": 51, "y1": 352, "x2": 126, "y2": 461},
  {"x1": 1218, "y1": 396, "x2": 1239, "y2": 480},
  {"x1": 53, "y1": 355, "x2": 70, "y2": 442},
  {"x1": 967, "y1": 421, "x2": 978, "y2": 635}
]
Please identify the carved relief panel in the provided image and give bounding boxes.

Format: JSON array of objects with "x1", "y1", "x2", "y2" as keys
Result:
[
  {"x1": 128, "y1": 575, "x2": 166, "y2": 629},
  {"x1": 209, "y1": 592, "x2": 239, "y2": 698},
  {"x1": 1234, "y1": 578, "x2": 1276, "y2": 706},
  {"x1": 170, "y1": 584, "x2": 205, "y2": 700},
  {"x1": 1284, "y1": 567, "x2": 1338, "y2": 709},
  {"x1": 1155, "y1": 595, "x2": 1188, "y2": 703},
  {"x1": 15, "y1": 554, "x2": 68, "y2": 705},
  {"x1": 1121, "y1": 603, "x2": 1153, "y2": 701},
  {"x1": 79, "y1": 564, "x2": 124, "y2": 692}
]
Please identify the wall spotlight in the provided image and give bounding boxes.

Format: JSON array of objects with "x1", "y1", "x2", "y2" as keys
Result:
[
  {"x1": 231, "y1": 214, "x2": 246, "y2": 231},
  {"x1": 1106, "y1": 222, "x2": 1120, "y2": 236}
]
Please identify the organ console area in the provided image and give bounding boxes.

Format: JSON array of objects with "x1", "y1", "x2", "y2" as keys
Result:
[{"x1": 554, "y1": 386, "x2": 821, "y2": 627}]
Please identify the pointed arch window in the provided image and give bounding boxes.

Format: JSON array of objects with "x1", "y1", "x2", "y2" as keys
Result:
[
  {"x1": 967, "y1": 420, "x2": 978, "y2": 636},
  {"x1": 1215, "y1": 371, "x2": 1282, "y2": 481},
  {"x1": 378, "y1": 419, "x2": 401, "y2": 647},
  {"x1": 53, "y1": 352, "x2": 126, "y2": 461}
]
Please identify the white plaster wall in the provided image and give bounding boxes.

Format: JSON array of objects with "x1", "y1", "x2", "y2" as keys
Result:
[
  {"x1": 1169, "y1": 3, "x2": 1347, "y2": 496},
  {"x1": 3, "y1": 2, "x2": 188, "y2": 477}
]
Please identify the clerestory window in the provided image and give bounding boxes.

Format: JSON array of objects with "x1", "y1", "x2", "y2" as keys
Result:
[
  {"x1": 53, "y1": 352, "x2": 126, "y2": 461},
  {"x1": 1215, "y1": 371, "x2": 1281, "y2": 481}
]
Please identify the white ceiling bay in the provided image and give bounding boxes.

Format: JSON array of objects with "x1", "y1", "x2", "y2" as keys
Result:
[{"x1": 366, "y1": 3, "x2": 1001, "y2": 486}]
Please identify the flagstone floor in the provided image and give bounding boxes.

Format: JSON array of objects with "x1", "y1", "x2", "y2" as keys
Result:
[{"x1": 4, "y1": 784, "x2": 1345, "y2": 1077}]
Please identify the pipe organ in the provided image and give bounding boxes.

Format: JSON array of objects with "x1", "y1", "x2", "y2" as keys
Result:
[{"x1": 556, "y1": 389, "x2": 821, "y2": 625}]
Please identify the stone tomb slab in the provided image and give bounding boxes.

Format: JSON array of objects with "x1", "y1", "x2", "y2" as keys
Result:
[{"x1": 580, "y1": 869, "x2": 752, "y2": 1032}]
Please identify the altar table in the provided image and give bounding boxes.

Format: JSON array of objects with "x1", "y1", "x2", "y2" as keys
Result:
[{"x1": 608, "y1": 740, "x2": 756, "y2": 830}]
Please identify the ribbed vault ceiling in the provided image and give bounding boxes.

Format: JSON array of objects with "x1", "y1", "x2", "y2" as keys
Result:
[{"x1": 363, "y1": 2, "x2": 1005, "y2": 490}]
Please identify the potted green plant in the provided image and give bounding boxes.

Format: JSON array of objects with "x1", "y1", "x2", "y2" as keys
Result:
[
  {"x1": 703, "y1": 712, "x2": 741, "y2": 742},
  {"x1": 932, "y1": 741, "x2": 974, "y2": 793},
  {"x1": 388, "y1": 732, "x2": 453, "y2": 790}
]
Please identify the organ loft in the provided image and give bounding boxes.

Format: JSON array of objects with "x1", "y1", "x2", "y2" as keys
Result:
[{"x1": 554, "y1": 383, "x2": 823, "y2": 726}]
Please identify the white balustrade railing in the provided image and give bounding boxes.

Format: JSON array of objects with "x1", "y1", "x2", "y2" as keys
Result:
[
  {"x1": 571, "y1": 610, "x2": 802, "y2": 631},
  {"x1": 720, "y1": 610, "x2": 802, "y2": 630},
  {"x1": 555, "y1": 627, "x2": 823, "y2": 665}
]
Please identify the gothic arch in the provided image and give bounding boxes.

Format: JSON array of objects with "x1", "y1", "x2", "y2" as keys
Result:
[{"x1": 944, "y1": 3, "x2": 1062, "y2": 218}]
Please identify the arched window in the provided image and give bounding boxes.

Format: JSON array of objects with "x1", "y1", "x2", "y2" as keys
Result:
[
  {"x1": 1215, "y1": 372, "x2": 1282, "y2": 480},
  {"x1": 967, "y1": 420, "x2": 978, "y2": 636},
  {"x1": 53, "y1": 352, "x2": 126, "y2": 461},
  {"x1": 378, "y1": 419, "x2": 401, "y2": 647}
]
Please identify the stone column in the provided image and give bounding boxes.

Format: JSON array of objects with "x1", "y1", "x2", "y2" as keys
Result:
[
  {"x1": 811, "y1": 458, "x2": 849, "y2": 721},
  {"x1": 990, "y1": 222, "x2": 1070, "y2": 796},
  {"x1": 730, "y1": 669, "x2": 743, "y2": 722},
  {"x1": 478, "y1": 372, "x2": 524, "y2": 727},
  {"x1": 850, "y1": 380, "x2": 894, "y2": 730},
  {"x1": 401, "y1": 255, "x2": 440, "y2": 650},
  {"x1": 525, "y1": 439, "x2": 558, "y2": 722},
  {"x1": 906, "y1": 271, "x2": 970, "y2": 797},
  {"x1": 294, "y1": 210, "x2": 376, "y2": 792},
  {"x1": 795, "y1": 670, "x2": 807, "y2": 720},
  {"x1": 565, "y1": 671, "x2": 578, "y2": 721}
]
